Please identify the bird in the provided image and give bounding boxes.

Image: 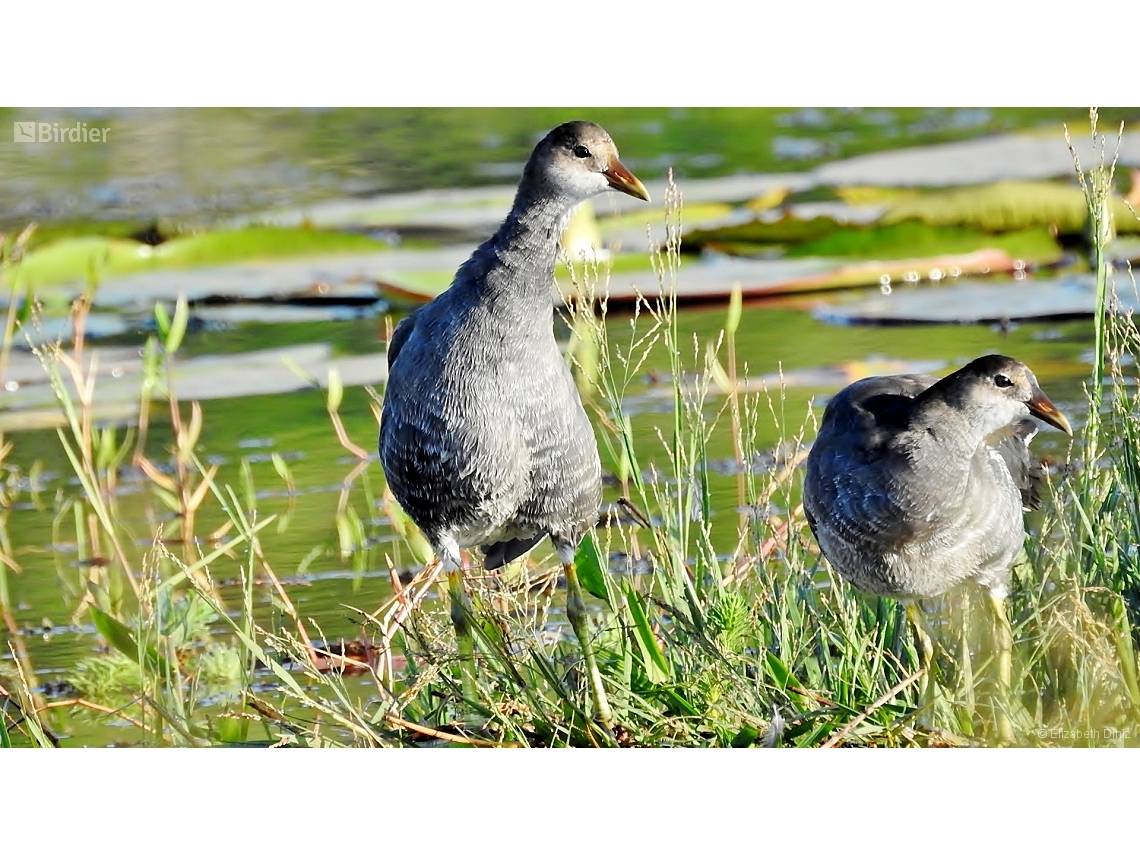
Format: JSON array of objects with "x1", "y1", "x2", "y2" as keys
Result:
[
  {"x1": 802, "y1": 354, "x2": 1072, "y2": 742},
  {"x1": 378, "y1": 121, "x2": 650, "y2": 725}
]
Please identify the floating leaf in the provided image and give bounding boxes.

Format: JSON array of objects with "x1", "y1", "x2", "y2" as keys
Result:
[
  {"x1": 684, "y1": 215, "x2": 841, "y2": 251},
  {"x1": 883, "y1": 180, "x2": 1140, "y2": 235},
  {"x1": 9, "y1": 227, "x2": 389, "y2": 291},
  {"x1": 789, "y1": 220, "x2": 1061, "y2": 263}
]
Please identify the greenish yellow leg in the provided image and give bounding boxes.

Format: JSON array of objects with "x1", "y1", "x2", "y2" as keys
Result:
[
  {"x1": 447, "y1": 569, "x2": 477, "y2": 702},
  {"x1": 904, "y1": 601, "x2": 936, "y2": 729},
  {"x1": 563, "y1": 562, "x2": 613, "y2": 726},
  {"x1": 989, "y1": 593, "x2": 1015, "y2": 745}
]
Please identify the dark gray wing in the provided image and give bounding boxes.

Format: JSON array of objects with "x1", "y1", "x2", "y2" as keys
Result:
[
  {"x1": 805, "y1": 374, "x2": 939, "y2": 550},
  {"x1": 386, "y1": 307, "x2": 423, "y2": 370}
]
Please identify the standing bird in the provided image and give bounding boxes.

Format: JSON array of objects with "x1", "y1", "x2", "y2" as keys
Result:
[
  {"x1": 379, "y1": 121, "x2": 650, "y2": 725},
  {"x1": 803, "y1": 354, "x2": 1072, "y2": 741}
]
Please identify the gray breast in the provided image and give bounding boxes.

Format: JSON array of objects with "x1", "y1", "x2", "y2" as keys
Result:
[
  {"x1": 379, "y1": 283, "x2": 601, "y2": 569},
  {"x1": 803, "y1": 373, "x2": 1033, "y2": 600}
]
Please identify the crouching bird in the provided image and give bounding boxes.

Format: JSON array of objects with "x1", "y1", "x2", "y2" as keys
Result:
[
  {"x1": 803, "y1": 354, "x2": 1072, "y2": 742},
  {"x1": 379, "y1": 121, "x2": 650, "y2": 725}
]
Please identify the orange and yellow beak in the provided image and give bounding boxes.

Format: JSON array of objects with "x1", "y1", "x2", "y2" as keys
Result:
[
  {"x1": 603, "y1": 159, "x2": 651, "y2": 202},
  {"x1": 1028, "y1": 388, "x2": 1073, "y2": 435}
]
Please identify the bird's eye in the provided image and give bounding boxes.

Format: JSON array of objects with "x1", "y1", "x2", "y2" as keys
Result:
[
  {"x1": 572, "y1": 144, "x2": 591, "y2": 158},
  {"x1": 994, "y1": 374, "x2": 1013, "y2": 388}
]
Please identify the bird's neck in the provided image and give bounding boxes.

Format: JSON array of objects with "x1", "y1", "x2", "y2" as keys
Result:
[
  {"x1": 474, "y1": 189, "x2": 580, "y2": 308},
  {"x1": 908, "y1": 394, "x2": 995, "y2": 462}
]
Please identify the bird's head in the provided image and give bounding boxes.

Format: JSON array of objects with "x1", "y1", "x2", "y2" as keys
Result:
[
  {"x1": 522, "y1": 121, "x2": 651, "y2": 206},
  {"x1": 946, "y1": 354, "x2": 1073, "y2": 437}
]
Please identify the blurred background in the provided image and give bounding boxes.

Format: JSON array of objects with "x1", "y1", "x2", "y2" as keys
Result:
[{"x1": 3, "y1": 107, "x2": 1138, "y2": 228}]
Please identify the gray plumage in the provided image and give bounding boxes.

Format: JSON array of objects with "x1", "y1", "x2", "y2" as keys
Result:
[
  {"x1": 379, "y1": 121, "x2": 650, "y2": 573},
  {"x1": 803, "y1": 354, "x2": 1072, "y2": 600}
]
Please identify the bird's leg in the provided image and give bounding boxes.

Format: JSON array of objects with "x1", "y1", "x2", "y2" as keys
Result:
[
  {"x1": 563, "y1": 561, "x2": 613, "y2": 727},
  {"x1": 447, "y1": 562, "x2": 477, "y2": 703},
  {"x1": 904, "y1": 601, "x2": 936, "y2": 730},
  {"x1": 988, "y1": 591, "x2": 1015, "y2": 745}
]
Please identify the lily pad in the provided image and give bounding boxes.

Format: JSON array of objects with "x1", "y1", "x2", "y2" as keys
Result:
[
  {"x1": 683, "y1": 214, "x2": 1063, "y2": 266},
  {"x1": 597, "y1": 201, "x2": 734, "y2": 236},
  {"x1": 153, "y1": 227, "x2": 388, "y2": 267},
  {"x1": 683, "y1": 215, "x2": 843, "y2": 252},
  {"x1": 0, "y1": 342, "x2": 389, "y2": 432},
  {"x1": 814, "y1": 274, "x2": 1123, "y2": 325},
  {"x1": 881, "y1": 181, "x2": 1140, "y2": 235},
  {"x1": 9, "y1": 236, "x2": 154, "y2": 289},
  {"x1": 9, "y1": 227, "x2": 391, "y2": 290},
  {"x1": 788, "y1": 221, "x2": 1062, "y2": 264}
]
